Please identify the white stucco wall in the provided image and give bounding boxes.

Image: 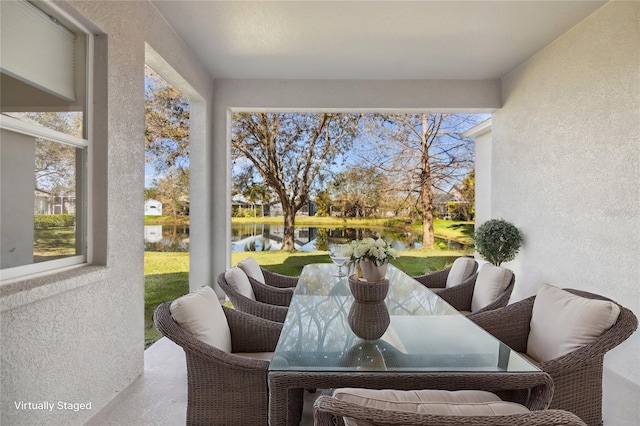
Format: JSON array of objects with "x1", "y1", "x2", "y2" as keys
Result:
[
  {"x1": 492, "y1": 0, "x2": 639, "y2": 422},
  {"x1": 0, "y1": 1, "x2": 213, "y2": 424},
  {"x1": 462, "y1": 119, "x2": 492, "y2": 226}
]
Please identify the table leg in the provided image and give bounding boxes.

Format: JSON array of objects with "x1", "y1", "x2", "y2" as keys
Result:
[{"x1": 268, "y1": 373, "x2": 289, "y2": 426}]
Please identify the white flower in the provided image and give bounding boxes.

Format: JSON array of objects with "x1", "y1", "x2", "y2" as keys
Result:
[{"x1": 350, "y1": 238, "x2": 398, "y2": 266}]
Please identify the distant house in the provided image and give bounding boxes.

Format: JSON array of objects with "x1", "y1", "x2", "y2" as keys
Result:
[
  {"x1": 34, "y1": 190, "x2": 76, "y2": 215},
  {"x1": 144, "y1": 199, "x2": 162, "y2": 216},
  {"x1": 268, "y1": 200, "x2": 316, "y2": 217}
]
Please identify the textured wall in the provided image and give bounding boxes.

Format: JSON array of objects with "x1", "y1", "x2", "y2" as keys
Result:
[
  {"x1": 492, "y1": 0, "x2": 639, "y2": 408},
  {"x1": 0, "y1": 1, "x2": 213, "y2": 424}
]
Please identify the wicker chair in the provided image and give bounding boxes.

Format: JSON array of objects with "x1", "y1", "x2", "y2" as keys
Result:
[
  {"x1": 237, "y1": 257, "x2": 299, "y2": 288},
  {"x1": 471, "y1": 288, "x2": 638, "y2": 426},
  {"x1": 436, "y1": 264, "x2": 515, "y2": 316},
  {"x1": 314, "y1": 389, "x2": 587, "y2": 426},
  {"x1": 154, "y1": 299, "x2": 303, "y2": 425},
  {"x1": 218, "y1": 271, "x2": 293, "y2": 322},
  {"x1": 413, "y1": 256, "x2": 478, "y2": 289}
]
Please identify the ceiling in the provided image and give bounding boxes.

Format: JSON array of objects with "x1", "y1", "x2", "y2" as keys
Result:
[{"x1": 152, "y1": 0, "x2": 607, "y2": 81}]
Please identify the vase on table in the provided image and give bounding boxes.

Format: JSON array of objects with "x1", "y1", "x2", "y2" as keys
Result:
[
  {"x1": 359, "y1": 260, "x2": 388, "y2": 282},
  {"x1": 348, "y1": 274, "x2": 389, "y2": 303},
  {"x1": 348, "y1": 301, "x2": 390, "y2": 340}
]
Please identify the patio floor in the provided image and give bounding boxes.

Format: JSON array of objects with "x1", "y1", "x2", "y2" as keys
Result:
[
  {"x1": 86, "y1": 337, "x2": 318, "y2": 425},
  {"x1": 87, "y1": 337, "x2": 637, "y2": 425}
]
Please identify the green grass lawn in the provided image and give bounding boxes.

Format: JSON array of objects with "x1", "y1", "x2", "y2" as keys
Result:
[{"x1": 144, "y1": 219, "x2": 474, "y2": 347}]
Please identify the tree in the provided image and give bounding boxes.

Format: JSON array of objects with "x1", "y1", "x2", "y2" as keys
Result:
[
  {"x1": 315, "y1": 190, "x2": 331, "y2": 217},
  {"x1": 25, "y1": 112, "x2": 81, "y2": 199},
  {"x1": 243, "y1": 182, "x2": 271, "y2": 217},
  {"x1": 361, "y1": 113, "x2": 478, "y2": 249},
  {"x1": 459, "y1": 169, "x2": 475, "y2": 221},
  {"x1": 232, "y1": 113, "x2": 360, "y2": 250},
  {"x1": 330, "y1": 166, "x2": 388, "y2": 218},
  {"x1": 145, "y1": 65, "x2": 190, "y2": 174},
  {"x1": 149, "y1": 168, "x2": 190, "y2": 219}
]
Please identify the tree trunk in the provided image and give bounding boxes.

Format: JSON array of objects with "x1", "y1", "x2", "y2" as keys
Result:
[
  {"x1": 420, "y1": 114, "x2": 435, "y2": 250},
  {"x1": 281, "y1": 203, "x2": 296, "y2": 251},
  {"x1": 421, "y1": 181, "x2": 435, "y2": 249}
]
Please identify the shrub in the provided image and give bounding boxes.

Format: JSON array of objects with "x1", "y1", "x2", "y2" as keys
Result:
[
  {"x1": 474, "y1": 219, "x2": 523, "y2": 266},
  {"x1": 34, "y1": 214, "x2": 76, "y2": 229}
]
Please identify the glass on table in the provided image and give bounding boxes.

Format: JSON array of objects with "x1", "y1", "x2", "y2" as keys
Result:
[{"x1": 328, "y1": 244, "x2": 349, "y2": 277}]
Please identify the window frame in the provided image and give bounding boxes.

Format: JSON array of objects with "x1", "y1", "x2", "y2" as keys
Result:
[{"x1": 0, "y1": 1, "x2": 93, "y2": 284}]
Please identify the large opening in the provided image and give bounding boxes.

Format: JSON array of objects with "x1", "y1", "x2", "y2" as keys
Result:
[
  {"x1": 229, "y1": 112, "x2": 487, "y2": 256},
  {"x1": 143, "y1": 63, "x2": 190, "y2": 348}
]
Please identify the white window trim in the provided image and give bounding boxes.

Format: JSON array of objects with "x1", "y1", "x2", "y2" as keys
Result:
[{"x1": 0, "y1": 1, "x2": 93, "y2": 284}]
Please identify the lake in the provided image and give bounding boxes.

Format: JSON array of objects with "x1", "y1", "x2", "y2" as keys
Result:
[{"x1": 144, "y1": 223, "x2": 468, "y2": 252}]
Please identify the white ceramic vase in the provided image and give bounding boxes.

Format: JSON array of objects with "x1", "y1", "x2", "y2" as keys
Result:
[{"x1": 358, "y1": 260, "x2": 388, "y2": 282}]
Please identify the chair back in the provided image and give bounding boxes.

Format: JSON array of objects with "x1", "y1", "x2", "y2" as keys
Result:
[
  {"x1": 471, "y1": 264, "x2": 514, "y2": 312},
  {"x1": 446, "y1": 257, "x2": 478, "y2": 288},
  {"x1": 217, "y1": 272, "x2": 289, "y2": 322},
  {"x1": 238, "y1": 257, "x2": 267, "y2": 283}
]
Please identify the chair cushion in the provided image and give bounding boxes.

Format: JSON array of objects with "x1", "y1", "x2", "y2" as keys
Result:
[
  {"x1": 470, "y1": 264, "x2": 513, "y2": 312},
  {"x1": 333, "y1": 388, "x2": 530, "y2": 426},
  {"x1": 527, "y1": 284, "x2": 621, "y2": 362},
  {"x1": 225, "y1": 267, "x2": 256, "y2": 301},
  {"x1": 238, "y1": 257, "x2": 266, "y2": 284},
  {"x1": 445, "y1": 257, "x2": 477, "y2": 288},
  {"x1": 169, "y1": 286, "x2": 232, "y2": 352}
]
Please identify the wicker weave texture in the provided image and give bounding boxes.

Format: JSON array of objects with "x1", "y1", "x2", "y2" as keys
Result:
[
  {"x1": 413, "y1": 258, "x2": 479, "y2": 290},
  {"x1": 269, "y1": 371, "x2": 553, "y2": 426},
  {"x1": 313, "y1": 394, "x2": 588, "y2": 426},
  {"x1": 217, "y1": 272, "x2": 291, "y2": 322},
  {"x1": 261, "y1": 267, "x2": 299, "y2": 288},
  {"x1": 348, "y1": 276, "x2": 389, "y2": 303},
  {"x1": 154, "y1": 302, "x2": 303, "y2": 425},
  {"x1": 471, "y1": 289, "x2": 638, "y2": 426},
  {"x1": 437, "y1": 272, "x2": 515, "y2": 314}
]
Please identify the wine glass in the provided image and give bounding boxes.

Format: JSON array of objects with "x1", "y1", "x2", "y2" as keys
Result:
[{"x1": 329, "y1": 244, "x2": 348, "y2": 277}]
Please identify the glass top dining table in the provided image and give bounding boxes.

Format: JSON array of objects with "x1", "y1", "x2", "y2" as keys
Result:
[
  {"x1": 267, "y1": 263, "x2": 550, "y2": 426},
  {"x1": 270, "y1": 263, "x2": 537, "y2": 374}
]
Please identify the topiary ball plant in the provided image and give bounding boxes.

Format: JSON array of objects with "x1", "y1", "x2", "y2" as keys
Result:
[{"x1": 474, "y1": 219, "x2": 523, "y2": 266}]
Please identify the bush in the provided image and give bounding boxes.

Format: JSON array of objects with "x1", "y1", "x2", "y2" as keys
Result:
[
  {"x1": 474, "y1": 219, "x2": 523, "y2": 266},
  {"x1": 34, "y1": 214, "x2": 75, "y2": 229}
]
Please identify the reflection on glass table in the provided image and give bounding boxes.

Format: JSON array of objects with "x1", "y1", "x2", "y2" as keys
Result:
[
  {"x1": 270, "y1": 264, "x2": 538, "y2": 373},
  {"x1": 268, "y1": 264, "x2": 549, "y2": 426}
]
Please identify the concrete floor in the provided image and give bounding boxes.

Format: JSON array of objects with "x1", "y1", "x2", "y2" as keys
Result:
[
  {"x1": 87, "y1": 337, "x2": 638, "y2": 425},
  {"x1": 86, "y1": 337, "x2": 318, "y2": 425}
]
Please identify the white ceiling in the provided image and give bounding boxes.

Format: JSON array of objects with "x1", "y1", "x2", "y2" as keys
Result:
[{"x1": 152, "y1": 0, "x2": 607, "y2": 80}]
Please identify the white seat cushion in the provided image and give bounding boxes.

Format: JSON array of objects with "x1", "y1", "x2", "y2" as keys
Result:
[
  {"x1": 225, "y1": 267, "x2": 256, "y2": 301},
  {"x1": 169, "y1": 286, "x2": 232, "y2": 352},
  {"x1": 445, "y1": 257, "x2": 477, "y2": 288},
  {"x1": 527, "y1": 284, "x2": 621, "y2": 362},
  {"x1": 333, "y1": 388, "x2": 529, "y2": 426},
  {"x1": 470, "y1": 264, "x2": 513, "y2": 312},
  {"x1": 238, "y1": 257, "x2": 266, "y2": 284}
]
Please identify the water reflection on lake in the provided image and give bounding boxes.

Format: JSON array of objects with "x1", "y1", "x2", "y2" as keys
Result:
[
  {"x1": 144, "y1": 224, "x2": 190, "y2": 252},
  {"x1": 143, "y1": 223, "x2": 467, "y2": 253}
]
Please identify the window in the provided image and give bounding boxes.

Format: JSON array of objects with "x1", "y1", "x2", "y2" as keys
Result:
[{"x1": 1, "y1": 0, "x2": 91, "y2": 281}]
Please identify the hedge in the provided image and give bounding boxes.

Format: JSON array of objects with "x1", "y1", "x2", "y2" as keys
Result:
[{"x1": 34, "y1": 214, "x2": 76, "y2": 229}]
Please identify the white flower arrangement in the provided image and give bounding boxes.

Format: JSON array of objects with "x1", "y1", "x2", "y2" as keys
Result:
[{"x1": 349, "y1": 237, "x2": 398, "y2": 266}]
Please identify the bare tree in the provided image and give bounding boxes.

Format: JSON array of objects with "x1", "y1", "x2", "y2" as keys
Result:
[
  {"x1": 232, "y1": 113, "x2": 359, "y2": 250},
  {"x1": 361, "y1": 113, "x2": 478, "y2": 249}
]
